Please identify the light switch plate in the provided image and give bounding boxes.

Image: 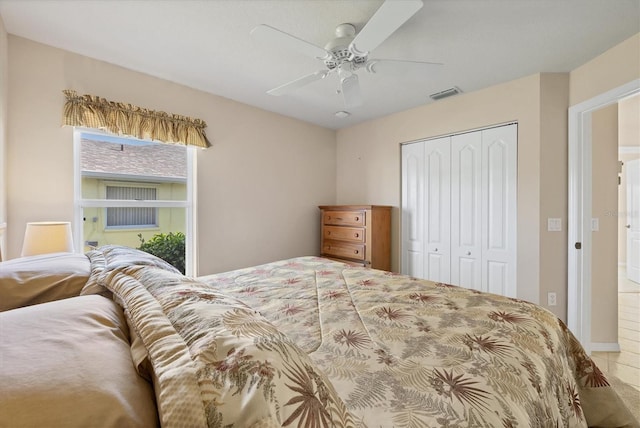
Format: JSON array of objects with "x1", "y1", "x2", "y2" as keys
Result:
[{"x1": 547, "y1": 218, "x2": 562, "y2": 232}]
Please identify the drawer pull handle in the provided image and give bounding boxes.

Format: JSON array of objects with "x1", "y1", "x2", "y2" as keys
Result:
[
  {"x1": 434, "y1": 248, "x2": 438, "y2": 252},
  {"x1": 354, "y1": 217, "x2": 359, "y2": 221},
  {"x1": 466, "y1": 251, "x2": 471, "y2": 256},
  {"x1": 336, "y1": 217, "x2": 343, "y2": 221},
  {"x1": 354, "y1": 250, "x2": 359, "y2": 254},
  {"x1": 327, "y1": 231, "x2": 331, "y2": 235},
  {"x1": 354, "y1": 233, "x2": 359, "y2": 238}
]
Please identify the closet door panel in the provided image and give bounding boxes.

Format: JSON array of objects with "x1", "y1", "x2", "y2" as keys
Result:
[
  {"x1": 451, "y1": 132, "x2": 482, "y2": 290},
  {"x1": 457, "y1": 148, "x2": 478, "y2": 247},
  {"x1": 457, "y1": 257, "x2": 480, "y2": 289},
  {"x1": 424, "y1": 137, "x2": 451, "y2": 283},
  {"x1": 487, "y1": 261, "x2": 508, "y2": 295},
  {"x1": 482, "y1": 125, "x2": 517, "y2": 297},
  {"x1": 486, "y1": 141, "x2": 507, "y2": 249},
  {"x1": 401, "y1": 142, "x2": 425, "y2": 278},
  {"x1": 427, "y1": 253, "x2": 447, "y2": 282}
]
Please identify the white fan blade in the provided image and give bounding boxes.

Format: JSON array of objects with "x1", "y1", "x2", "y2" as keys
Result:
[
  {"x1": 339, "y1": 71, "x2": 362, "y2": 109},
  {"x1": 349, "y1": 0, "x2": 423, "y2": 56},
  {"x1": 267, "y1": 70, "x2": 329, "y2": 96},
  {"x1": 366, "y1": 59, "x2": 442, "y2": 74},
  {"x1": 251, "y1": 24, "x2": 332, "y2": 61}
]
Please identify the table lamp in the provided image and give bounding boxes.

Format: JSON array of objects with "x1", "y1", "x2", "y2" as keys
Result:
[{"x1": 21, "y1": 221, "x2": 75, "y2": 257}]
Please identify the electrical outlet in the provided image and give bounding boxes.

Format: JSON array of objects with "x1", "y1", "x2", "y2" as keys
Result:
[{"x1": 547, "y1": 292, "x2": 557, "y2": 306}]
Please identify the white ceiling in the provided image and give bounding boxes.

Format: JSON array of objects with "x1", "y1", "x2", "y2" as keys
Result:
[{"x1": 0, "y1": 0, "x2": 638, "y2": 129}]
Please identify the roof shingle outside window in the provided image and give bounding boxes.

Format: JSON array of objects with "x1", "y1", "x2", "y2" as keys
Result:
[{"x1": 80, "y1": 139, "x2": 187, "y2": 180}]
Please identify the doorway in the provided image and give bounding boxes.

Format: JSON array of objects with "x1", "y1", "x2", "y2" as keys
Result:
[{"x1": 568, "y1": 79, "x2": 640, "y2": 355}]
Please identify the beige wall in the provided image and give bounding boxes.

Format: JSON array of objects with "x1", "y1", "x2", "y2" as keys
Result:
[
  {"x1": 570, "y1": 33, "x2": 640, "y2": 106},
  {"x1": 591, "y1": 105, "x2": 620, "y2": 343},
  {"x1": 6, "y1": 36, "x2": 337, "y2": 274},
  {"x1": 336, "y1": 73, "x2": 572, "y2": 317},
  {"x1": 539, "y1": 73, "x2": 571, "y2": 316}
]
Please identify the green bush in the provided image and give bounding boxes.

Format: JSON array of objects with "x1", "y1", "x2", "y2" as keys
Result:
[{"x1": 137, "y1": 232, "x2": 186, "y2": 274}]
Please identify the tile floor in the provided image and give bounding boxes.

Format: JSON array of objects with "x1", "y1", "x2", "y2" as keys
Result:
[{"x1": 591, "y1": 268, "x2": 640, "y2": 392}]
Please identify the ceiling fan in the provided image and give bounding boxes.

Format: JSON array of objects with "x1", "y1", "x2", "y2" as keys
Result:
[{"x1": 251, "y1": 0, "x2": 442, "y2": 110}]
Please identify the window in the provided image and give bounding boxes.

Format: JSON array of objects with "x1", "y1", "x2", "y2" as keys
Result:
[
  {"x1": 74, "y1": 130, "x2": 196, "y2": 275},
  {"x1": 106, "y1": 185, "x2": 157, "y2": 228}
]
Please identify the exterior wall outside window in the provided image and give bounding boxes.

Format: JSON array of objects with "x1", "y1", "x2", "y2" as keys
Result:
[
  {"x1": 81, "y1": 178, "x2": 186, "y2": 251},
  {"x1": 75, "y1": 131, "x2": 192, "y2": 268}
]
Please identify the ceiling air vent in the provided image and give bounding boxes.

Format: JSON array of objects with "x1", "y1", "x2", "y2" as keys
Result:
[{"x1": 429, "y1": 86, "x2": 462, "y2": 101}]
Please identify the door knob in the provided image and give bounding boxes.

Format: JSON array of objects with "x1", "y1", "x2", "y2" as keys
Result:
[{"x1": 626, "y1": 225, "x2": 631, "y2": 229}]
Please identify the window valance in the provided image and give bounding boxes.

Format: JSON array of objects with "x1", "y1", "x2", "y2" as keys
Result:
[{"x1": 62, "y1": 90, "x2": 211, "y2": 148}]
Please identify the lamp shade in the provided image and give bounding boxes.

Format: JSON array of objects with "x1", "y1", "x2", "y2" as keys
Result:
[{"x1": 21, "y1": 222, "x2": 75, "y2": 257}]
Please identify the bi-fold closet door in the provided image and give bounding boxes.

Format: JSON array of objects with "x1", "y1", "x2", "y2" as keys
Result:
[{"x1": 401, "y1": 123, "x2": 517, "y2": 297}]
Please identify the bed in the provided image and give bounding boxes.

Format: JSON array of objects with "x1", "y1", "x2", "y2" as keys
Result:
[{"x1": 0, "y1": 245, "x2": 637, "y2": 427}]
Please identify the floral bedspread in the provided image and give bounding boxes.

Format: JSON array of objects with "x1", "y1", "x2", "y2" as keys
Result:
[
  {"x1": 199, "y1": 256, "x2": 637, "y2": 428},
  {"x1": 88, "y1": 247, "x2": 355, "y2": 428}
]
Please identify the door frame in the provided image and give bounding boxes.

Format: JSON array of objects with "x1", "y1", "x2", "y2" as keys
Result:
[{"x1": 567, "y1": 79, "x2": 640, "y2": 354}]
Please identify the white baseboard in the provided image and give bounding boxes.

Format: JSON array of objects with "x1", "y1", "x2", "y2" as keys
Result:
[{"x1": 590, "y1": 342, "x2": 621, "y2": 353}]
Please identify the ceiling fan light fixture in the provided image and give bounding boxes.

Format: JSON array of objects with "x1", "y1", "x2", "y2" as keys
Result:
[
  {"x1": 335, "y1": 111, "x2": 351, "y2": 118},
  {"x1": 254, "y1": 0, "x2": 433, "y2": 110},
  {"x1": 324, "y1": 23, "x2": 367, "y2": 70}
]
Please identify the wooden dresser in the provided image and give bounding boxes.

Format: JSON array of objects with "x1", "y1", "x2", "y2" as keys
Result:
[{"x1": 319, "y1": 205, "x2": 391, "y2": 270}]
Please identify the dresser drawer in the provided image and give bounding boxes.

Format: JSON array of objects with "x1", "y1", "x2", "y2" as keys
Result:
[
  {"x1": 322, "y1": 211, "x2": 365, "y2": 227},
  {"x1": 322, "y1": 241, "x2": 365, "y2": 261},
  {"x1": 323, "y1": 226, "x2": 365, "y2": 242}
]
